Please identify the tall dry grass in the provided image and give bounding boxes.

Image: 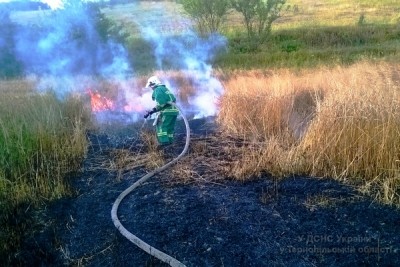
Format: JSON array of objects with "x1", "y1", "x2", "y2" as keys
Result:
[
  {"x1": 299, "y1": 63, "x2": 400, "y2": 205},
  {"x1": 218, "y1": 69, "x2": 317, "y2": 141},
  {"x1": 0, "y1": 81, "x2": 90, "y2": 208},
  {"x1": 0, "y1": 80, "x2": 91, "y2": 261},
  {"x1": 218, "y1": 62, "x2": 400, "y2": 206}
]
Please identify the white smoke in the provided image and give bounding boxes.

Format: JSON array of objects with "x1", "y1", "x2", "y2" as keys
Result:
[
  {"x1": 14, "y1": 1, "x2": 132, "y2": 94},
  {"x1": 155, "y1": 33, "x2": 224, "y2": 117},
  {"x1": 125, "y1": 1, "x2": 227, "y2": 119},
  {"x1": 10, "y1": 1, "x2": 226, "y2": 123}
]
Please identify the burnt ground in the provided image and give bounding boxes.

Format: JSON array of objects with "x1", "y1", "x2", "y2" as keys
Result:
[{"x1": 17, "y1": 117, "x2": 400, "y2": 267}]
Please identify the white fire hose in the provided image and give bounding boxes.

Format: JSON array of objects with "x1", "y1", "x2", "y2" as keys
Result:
[{"x1": 111, "y1": 102, "x2": 189, "y2": 267}]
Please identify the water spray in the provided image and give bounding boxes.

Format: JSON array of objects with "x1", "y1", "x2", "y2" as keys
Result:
[{"x1": 111, "y1": 102, "x2": 190, "y2": 267}]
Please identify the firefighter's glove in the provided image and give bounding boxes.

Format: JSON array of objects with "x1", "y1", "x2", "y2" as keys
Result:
[
  {"x1": 143, "y1": 112, "x2": 151, "y2": 119},
  {"x1": 143, "y1": 108, "x2": 158, "y2": 119}
]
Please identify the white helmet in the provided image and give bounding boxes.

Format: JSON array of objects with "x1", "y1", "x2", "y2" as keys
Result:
[{"x1": 146, "y1": 76, "x2": 162, "y2": 88}]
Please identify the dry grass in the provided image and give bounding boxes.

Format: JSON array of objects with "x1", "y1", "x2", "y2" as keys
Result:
[
  {"x1": 298, "y1": 63, "x2": 400, "y2": 205},
  {"x1": 0, "y1": 79, "x2": 92, "y2": 260},
  {"x1": 107, "y1": 129, "x2": 165, "y2": 181},
  {"x1": 217, "y1": 62, "x2": 400, "y2": 206},
  {"x1": 277, "y1": 0, "x2": 400, "y2": 28},
  {"x1": 109, "y1": 134, "x2": 232, "y2": 186},
  {"x1": 217, "y1": 69, "x2": 320, "y2": 141},
  {"x1": 0, "y1": 82, "x2": 91, "y2": 207},
  {"x1": 222, "y1": 0, "x2": 400, "y2": 32},
  {"x1": 138, "y1": 130, "x2": 166, "y2": 169},
  {"x1": 96, "y1": 65, "x2": 400, "y2": 207}
]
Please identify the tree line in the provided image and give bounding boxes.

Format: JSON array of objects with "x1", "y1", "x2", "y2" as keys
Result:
[{"x1": 179, "y1": 0, "x2": 286, "y2": 42}]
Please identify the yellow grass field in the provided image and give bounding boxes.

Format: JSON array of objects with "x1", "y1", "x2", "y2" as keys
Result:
[
  {"x1": 217, "y1": 61, "x2": 400, "y2": 206},
  {"x1": 3, "y1": 0, "x2": 399, "y2": 209}
]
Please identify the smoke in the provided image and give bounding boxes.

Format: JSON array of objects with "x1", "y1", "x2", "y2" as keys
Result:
[
  {"x1": 14, "y1": 1, "x2": 132, "y2": 98},
  {"x1": 137, "y1": 10, "x2": 226, "y2": 118},
  {"x1": 9, "y1": 1, "x2": 226, "y2": 123}
]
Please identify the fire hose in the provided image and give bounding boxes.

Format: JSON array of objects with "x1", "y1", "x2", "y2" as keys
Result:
[{"x1": 111, "y1": 102, "x2": 189, "y2": 267}]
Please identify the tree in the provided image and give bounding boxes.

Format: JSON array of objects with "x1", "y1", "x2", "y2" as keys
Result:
[
  {"x1": 231, "y1": 0, "x2": 285, "y2": 41},
  {"x1": 179, "y1": 0, "x2": 230, "y2": 35}
]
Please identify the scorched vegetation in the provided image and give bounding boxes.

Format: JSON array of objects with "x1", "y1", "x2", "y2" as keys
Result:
[{"x1": 1, "y1": 0, "x2": 400, "y2": 266}]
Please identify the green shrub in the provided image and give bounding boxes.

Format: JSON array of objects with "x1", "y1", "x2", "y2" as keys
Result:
[{"x1": 179, "y1": 0, "x2": 230, "y2": 35}]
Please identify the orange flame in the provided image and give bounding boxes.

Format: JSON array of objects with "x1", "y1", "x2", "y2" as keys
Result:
[{"x1": 87, "y1": 89, "x2": 115, "y2": 112}]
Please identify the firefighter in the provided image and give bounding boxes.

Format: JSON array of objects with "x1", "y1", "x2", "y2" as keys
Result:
[{"x1": 144, "y1": 76, "x2": 179, "y2": 146}]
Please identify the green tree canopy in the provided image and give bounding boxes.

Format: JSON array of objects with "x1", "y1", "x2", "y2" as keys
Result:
[
  {"x1": 231, "y1": 0, "x2": 285, "y2": 40},
  {"x1": 179, "y1": 0, "x2": 230, "y2": 35}
]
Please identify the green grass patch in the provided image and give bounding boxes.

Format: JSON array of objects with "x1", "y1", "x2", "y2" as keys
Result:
[
  {"x1": 99, "y1": 1, "x2": 400, "y2": 71},
  {"x1": 217, "y1": 24, "x2": 400, "y2": 70}
]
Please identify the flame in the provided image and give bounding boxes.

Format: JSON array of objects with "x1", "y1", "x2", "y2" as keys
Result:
[{"x1": 87, "y1": 89, "x2": 115, "y2": 112}]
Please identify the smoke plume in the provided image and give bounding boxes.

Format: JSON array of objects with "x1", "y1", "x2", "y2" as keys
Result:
[{"x1": 8, "y1": 1, "x2": 226, "y2": 123}]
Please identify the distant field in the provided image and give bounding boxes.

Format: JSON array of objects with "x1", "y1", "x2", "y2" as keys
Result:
[
  {"x1": 102, "y1": 2, "x2": 192, "y2": 36},
  {"x1": 99, "y1": 1, "x2": 400, "y2": 70},
  {"x1": 101, "y1": 0, "x2": 400, "y2": 33},
  {"x1": 221, "y1": 0, "x2": 400, "y2": 69},
  {"x1": 274, "y1": 0, "x2": 400, "y2": 28},
  {"x1": 9, "y1": 1, "x2": 400, "y2": 31}
]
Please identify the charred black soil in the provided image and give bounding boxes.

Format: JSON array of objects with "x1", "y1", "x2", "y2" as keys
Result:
[{"x1": 13, "y1": 118, "x2": 400, "y2": 266}]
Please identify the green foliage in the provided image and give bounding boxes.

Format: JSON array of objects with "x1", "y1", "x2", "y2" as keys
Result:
[
  {"x1": 229, "y1": 36, "x2": 261, "y2": 53},
  {"x1": 280, "y1": 40, "x2": 301, "y2": 53},
  {"x1": 88, "y1": 3, "x2": 115, "y2": 42},
  {"x1": 230, "y1": 0, "x2": 286, "y2": 41},
  {"x1": 83, "y1": 2, "x2": 129, "y2": 44},
  {"x1": 219, "y1": 24, "x2": 400, "y2": 69},
  {"x1": 179, "y1": 0, "x2": 230, "y2": 35}
]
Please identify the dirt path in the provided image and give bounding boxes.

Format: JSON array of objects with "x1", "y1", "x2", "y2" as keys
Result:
[{"x1": 20, "y1": 118, "x2": 400, "y2": 266}]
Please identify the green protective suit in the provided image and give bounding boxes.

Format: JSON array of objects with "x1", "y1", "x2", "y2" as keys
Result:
[{"x1": 152, "y1": 84, "x2": 179, "y2": 145}]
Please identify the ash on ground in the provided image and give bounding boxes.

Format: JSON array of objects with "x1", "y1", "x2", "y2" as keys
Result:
[{"x1": 18, "y1": 117, "x2": 400, "y2": 267}]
